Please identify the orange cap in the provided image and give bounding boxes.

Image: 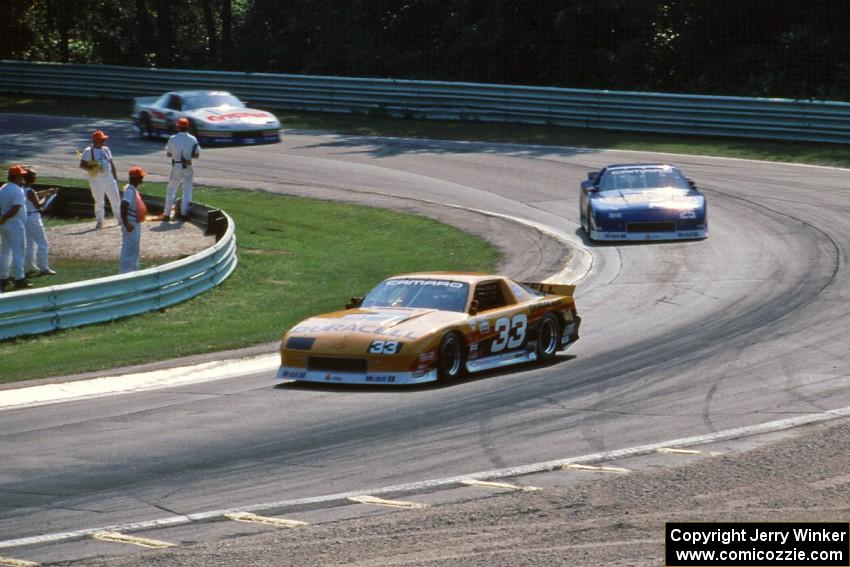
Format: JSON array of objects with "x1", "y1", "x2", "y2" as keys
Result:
[
  {"x1": 7, "y1": 164, "x2": 27, "y2": 177},
  {"x1": 92, "y1": 130, "x2": 109, "y2": 141},
  {"x1": 128, "y1": 166, "x2": 146, "y2": 178},
  {"x1": 176, "y1": 117, "x2": 190, "y2": 129}
]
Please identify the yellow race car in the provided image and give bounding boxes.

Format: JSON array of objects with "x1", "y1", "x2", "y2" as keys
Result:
[{"x1": 277, "y1": 273, "x2": 581, "y2": 385}]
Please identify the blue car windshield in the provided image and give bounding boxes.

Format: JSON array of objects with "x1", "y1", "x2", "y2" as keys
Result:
[
  {"x1": 183, "y1": 94, "x2": 244, "y2": 110},
  {"x1": 599, "y1": 167, "x2": 689, "y2": 192},
  {"x1": 362, "y1": 279, "x2": 470, "y2": 312}
]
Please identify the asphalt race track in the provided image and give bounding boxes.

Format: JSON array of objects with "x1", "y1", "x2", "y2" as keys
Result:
[{"x1": 1, "y1": 115, "x2": 849, "y2": 561}]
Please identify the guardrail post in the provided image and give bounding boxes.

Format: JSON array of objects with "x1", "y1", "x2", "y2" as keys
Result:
[{"x1": 206, "y1": 210, "x2": 228, "y2": 241}]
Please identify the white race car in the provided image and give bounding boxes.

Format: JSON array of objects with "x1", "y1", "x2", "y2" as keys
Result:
[{"x1": 132, "y1": 90, "x2": 281, "y2": 145}]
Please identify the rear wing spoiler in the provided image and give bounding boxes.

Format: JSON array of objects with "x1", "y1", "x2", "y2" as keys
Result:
[{"x1": 522, "y1": 282, "x2": 576, "y2": 297}]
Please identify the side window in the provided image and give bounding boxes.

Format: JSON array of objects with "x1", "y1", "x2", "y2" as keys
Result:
[
  {"x1": 473, "y1": 282, "x2": 508, "y2": 312},
  {"x1": 167, "y1": 95, "x2": 182, "y2": 111}
]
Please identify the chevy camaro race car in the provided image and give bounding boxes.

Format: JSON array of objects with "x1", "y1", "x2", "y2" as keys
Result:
[
  {"x1": 277, "y1": 273, "x2": 581, "y2": 385},
  {"x1": 132, "y1": 90, "x2": 281, "y2": 145},
  {"x1": 580, "y1": 163, "x2": 708, "y2": 241}
]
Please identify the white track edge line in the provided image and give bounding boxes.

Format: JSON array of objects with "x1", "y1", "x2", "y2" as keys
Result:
[{"x1": 2, "y1": 406, "x2": 847, "y2": 550}]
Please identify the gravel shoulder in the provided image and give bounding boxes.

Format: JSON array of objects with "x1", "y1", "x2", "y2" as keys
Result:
[
  {"x1": 70, "y1": 417, "x2": 850, "y2": 566},
  {"x1": 47, "y1": 218, "x2": 215, "y2": 261}
]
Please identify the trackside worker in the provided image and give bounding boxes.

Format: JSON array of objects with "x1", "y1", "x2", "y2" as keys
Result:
[
  {"x1": 120, "y1": 166, "x2": 148, "y2": 273},
  {"x1": 79, "y1": 129, "x2": 122, "y2": 229},
  {"x1": 23, "y1": 168, "x2": 57, "y2": 276},
  {"x1": 164, "y1": 117, "x2": 200, "y2": 221},
  {"x1": 0, "y1": 165, "x2": 32, "y2": 290}
]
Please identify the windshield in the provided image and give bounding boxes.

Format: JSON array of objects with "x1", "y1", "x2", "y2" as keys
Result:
[
  {"x1": 361, "y1": 279, "x2": 470, "y2": 312},
  {"x1": 183, "y1": 93, "x2": 244, "y2": 110},
  {"x1": 599, "y1": 166, "x2": 689, "y2": 192}
]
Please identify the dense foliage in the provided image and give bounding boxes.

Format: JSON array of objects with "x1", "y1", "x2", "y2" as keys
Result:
[{"x1": 2, "y1": 1, "x2": 847, "y2": 100}]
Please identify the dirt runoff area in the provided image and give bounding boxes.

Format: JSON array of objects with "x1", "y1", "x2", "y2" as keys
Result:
[
  {"x1": 47, "y1": 218, "x2": 215, "y2": 262},
  {"x1": 73, "y1": 417, "x2": 850, "y2": 567}
]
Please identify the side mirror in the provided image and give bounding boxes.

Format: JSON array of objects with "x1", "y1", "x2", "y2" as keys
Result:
[
  {"x1": 346, "y1": 296, "x2": 364, "y2": 309},
  {"x1": 469, "y1": 299, "x2": 480, "y2": 315},
  {"x1": 686, "y1": 178, "x2": 697, "y2": 189},
  {"x1": 587, "y1": 171, "x2": 599, "y2": 181}
]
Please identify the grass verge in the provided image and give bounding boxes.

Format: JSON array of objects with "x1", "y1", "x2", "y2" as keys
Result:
[
  {"x1": 0, "y1": 178, "x2": 500, "y2": 383},
  {"x1": 2, "y1": 95, "x2": 848, "y2": 167}
]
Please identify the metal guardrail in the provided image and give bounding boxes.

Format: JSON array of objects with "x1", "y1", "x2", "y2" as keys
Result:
[
  {"x1": 2, "y1": 59, "x2": 850, "y2": 144},
  {"x1": 0, "y1": 188, "x2": 237, "y2": 341}
]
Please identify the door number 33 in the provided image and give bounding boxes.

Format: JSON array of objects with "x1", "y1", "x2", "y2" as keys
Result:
[{"x1": 490, "y1": 314, "x2": 528, "y2": 353}]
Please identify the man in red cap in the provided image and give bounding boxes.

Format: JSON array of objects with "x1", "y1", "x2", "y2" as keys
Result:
[
  {"x1": 164, "y1": 117, "x2": 200, "y2": 221},
  {"x1": 0, "y1": 165, "x2": 33, "y2": 290},
  {"x1": 79, "y1": 129, "x2": 122, "y2": 229},
  {"x1": 120, "y1": 166, "x2": 147, "y2": 273}
]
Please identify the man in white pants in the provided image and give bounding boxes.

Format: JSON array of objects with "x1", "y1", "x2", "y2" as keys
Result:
[
  {"x1": 164, "y1": 117, "x2": 200, "y2": 222},
  {"x1": 23, "y1": 168, "x2": 57, "y2": 276},
  {"x1": 79, "y1": 129, "x2": 122, "y2": 229},
  {"x1": 0, "y1": 165, "x2": 32, "y2": 291},
  {"x1": 120, "y1": 166, "x2": 146, "y2": 273}
]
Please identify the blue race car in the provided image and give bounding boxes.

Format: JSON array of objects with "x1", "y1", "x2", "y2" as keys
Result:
[{"x1": 579, "y1": 164, "x2": 708, "y2": 242}]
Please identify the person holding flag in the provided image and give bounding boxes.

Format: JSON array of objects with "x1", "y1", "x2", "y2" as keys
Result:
[{"x1": 78, "y1": 129, "x2": 122, "y2": 229}]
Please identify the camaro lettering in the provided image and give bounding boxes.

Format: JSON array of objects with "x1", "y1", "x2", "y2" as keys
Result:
[
  {"x1": 207, "y1": 112, "x2": 269, "y2": 122},
  {"x1": 385, "y1": 280, "x2": 464, "y2": 288}
]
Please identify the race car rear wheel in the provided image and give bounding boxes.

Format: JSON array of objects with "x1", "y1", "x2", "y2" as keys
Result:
[
  {"x1": 536, "y1": 313, "x2": 560, "y2": 361},
  {"x1": 437, "y1": 332, "x2": 464, "y2": 382}
]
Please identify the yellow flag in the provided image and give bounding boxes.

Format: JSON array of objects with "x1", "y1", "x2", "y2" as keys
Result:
[{"x1": 76, "y1": 149, "x2": 101, "y2": 177}]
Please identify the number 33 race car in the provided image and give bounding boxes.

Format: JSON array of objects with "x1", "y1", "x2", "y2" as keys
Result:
[
  {"x1": 132, "y1": 90, "x2": 281, "y2": 145},
  {"x1": 277, "y1": 273, "x2": 581, "y2": 385}
]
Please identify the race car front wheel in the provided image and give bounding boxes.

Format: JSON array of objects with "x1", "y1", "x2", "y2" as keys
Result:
[
  {"x1": 585, "y1": 206, "x2": 596, "y2": 242},
  {"x1": 437, "y1": 332, "x2": 464, "y2": 382},
  {"x1": 536, "y1": 313, "x2": 560, "y2": 361}
]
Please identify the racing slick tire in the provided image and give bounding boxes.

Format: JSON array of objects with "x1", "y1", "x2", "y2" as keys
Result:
[
  {"x1": 585, "y1": 206, "x2": 596, "y2": 242},
  {"x1": 536, "y1": 313, "x2": 560, "y2": 362},
  {"x1": 138, "y1": 114, "x2": 152, "y2": 138},
  {"x1": 437, "y1": 332, "x2": 464, "y2": 382}
]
